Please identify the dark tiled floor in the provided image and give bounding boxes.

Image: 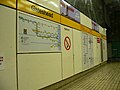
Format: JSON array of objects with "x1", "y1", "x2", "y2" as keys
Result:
[{"x1": 58, "y1": 62, "x2": 120, "y2": 90}]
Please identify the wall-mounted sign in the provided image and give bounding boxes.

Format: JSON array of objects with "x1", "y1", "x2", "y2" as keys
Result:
[
  {"x1": 18, "y1": 12, "x2": 61, "y2": 53},
  {"x1": 92, "y1": 21, "x2": 99, "y2": 32},
  {"x1": 60, "y1": 0, "x2": 80, "y2": 23},
  {"x1": 64, "y1": 36, "x2": 71, "y2": 50},
  {"x1": 97, "y1": 38, "x2": 101, "y2": 43}
]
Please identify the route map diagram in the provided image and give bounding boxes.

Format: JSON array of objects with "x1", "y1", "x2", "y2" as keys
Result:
[{"x1": 18, "y1": 12, "x2": 61, "y2": 52}]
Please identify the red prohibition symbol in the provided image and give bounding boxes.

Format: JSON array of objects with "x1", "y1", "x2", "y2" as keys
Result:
[{"x1": 64, "y1": 36, "x2": 71, "y2": 50}]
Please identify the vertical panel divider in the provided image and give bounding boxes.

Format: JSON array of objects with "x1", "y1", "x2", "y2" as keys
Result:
[
  {"x1": 60, "y1": 14, "x2": 63, "y2": 80},
  {"x1": 16, "y1": 0, "x2": 19, "y2": 90},
  {"x1": 72, "y1": 29, "x2": 75, "y2": 75}
]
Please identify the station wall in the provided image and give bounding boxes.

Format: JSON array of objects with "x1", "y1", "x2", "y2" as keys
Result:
[{"x1": 0, "y1": 0, "x2": 107, "y2": 90}]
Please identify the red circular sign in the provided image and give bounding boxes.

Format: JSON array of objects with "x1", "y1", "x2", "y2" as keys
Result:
[{"x1": 64, "y1": 36, "x2": 71, "y2": 50}]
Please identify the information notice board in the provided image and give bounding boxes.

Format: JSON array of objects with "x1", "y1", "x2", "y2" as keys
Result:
[{"x1": 18, "y1": 12, "x2": 61, "y2": 53}]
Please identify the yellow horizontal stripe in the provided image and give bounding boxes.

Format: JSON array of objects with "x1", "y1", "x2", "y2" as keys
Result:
[
  {"x1": 61, "y1": 16, "x2": 80, "y2": 30},
  {"x1": 0, "y1": 0, "x2": 107, "y2": 40},
  {"x1": 0, "y1": 0, "x2": 16, "y2": 8},
  {"x1": 101, "y1": 35, "x2": 107, "y2": 40},
  {"x1": 91, "y1": 30, "x2": 101, "y2": 38},
  {"x1": 18, "y1": 0, "x2": 60, "y2": 23},
  {"x1": 60, "y1": 16, "x2": 107, "y2": 39},
  {"x1": 81, "y1": 25, "x2": 92, "y2": 34}
]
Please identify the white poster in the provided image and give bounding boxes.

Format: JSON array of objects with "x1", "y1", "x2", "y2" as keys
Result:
[
  {"x1": 81, "y1": 32, "x2": 88, "y2": 70},
  {"x1": 18, "y1": 12, "x2": 61, "y2": 53}
]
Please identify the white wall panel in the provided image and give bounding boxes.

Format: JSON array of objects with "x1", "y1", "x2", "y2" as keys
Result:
[
  {"x1": 97, "y1": 38, "x2": 102, "y2": 63},
  {"x1": 102, "y1": 39, "x2": 105, "y2": 62},
  {"x1": 18, "y1": 53, "x2": 62, "y2": 90},
  {"x1": 103, "y1": 28, "x2": 107, "y2": 36},
  {"x1": 99, "y1": 25, "x2": 104, "y2": 34},
  {"x1": 80, "y1": 12, "x2": 92, "y2": 29},
  {"x1": 61, "y1": 25, "x2": 74, "y2": 79},
  {"x1": 104, "y1": 40, "x2": 108, "y2": 61},
  {"x1": 73, "y1": 29, "x2": 82, "y2": 74},
  {"x1": 0, "y1": 6, "x2": 17, "y2": 90},
  {"x1": 93, "y1": 36, "x2": 98, "y2": 66},
  {"x1": 93, "y1": 36, "x2": 101, "y2": 66}
]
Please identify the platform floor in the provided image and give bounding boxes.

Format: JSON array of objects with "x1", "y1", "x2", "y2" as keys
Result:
[{"x1": 57, "y1": 62, "x2": 120, "y2": 90}]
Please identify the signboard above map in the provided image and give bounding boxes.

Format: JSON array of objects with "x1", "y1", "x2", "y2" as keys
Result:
[
  {"x1": 60, "y1": 0, "x2": 80, "y2": 23},
  {"x1": 17, "y1": 12, "x2": 61, "y2": 53},
  {"x1": 29, "y1": 0, "x2": 60, "y2": 13}
]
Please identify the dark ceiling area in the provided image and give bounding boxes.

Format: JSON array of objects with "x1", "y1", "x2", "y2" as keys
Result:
[
  {"x1": 104, "y1": 0, "x2": 120, "y2": 42},
  {"x1": 65, "y1": 0, "x2": 120, "y2": 42}
]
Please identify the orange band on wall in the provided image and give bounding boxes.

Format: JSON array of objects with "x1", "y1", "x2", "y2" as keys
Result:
[
  {"x1": 0, "y1": 0, "x2": 107, "y2": 40},
  {"x1": 0, "y1": 0, "x2": 16, "y2": 8},
  {"x1": 91, "y1": 30, "x2": 101, "y2": 38},
  {"x1": 60, "y1": 16, "x2": 80, "y2": 30}
]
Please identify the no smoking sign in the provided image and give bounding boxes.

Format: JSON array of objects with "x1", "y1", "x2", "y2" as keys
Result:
[{"x1": 64, "y1": 36, "x2": 71, "y2": 50}]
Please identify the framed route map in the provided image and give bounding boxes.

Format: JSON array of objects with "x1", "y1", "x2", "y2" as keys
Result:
[{"x1": 17, "y1": 12, "x2": 61, "y2": 53}]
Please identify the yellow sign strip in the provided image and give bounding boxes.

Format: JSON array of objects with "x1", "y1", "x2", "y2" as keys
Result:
[
  {"x1": 91, "y1": 30, "x2": 101, "y2": 38},
  {"x1": 60, "y1": 16, "x2": 80, "y2": 30},
  {"x1": 81, "y1": 25, "x2": 92, "y2": 34},
  {"x1": 61, "y1": 15, "x2": 107, "y2": 39},
  {"x1": 0, "y1": 0, "x2": 16, "y2": 8},
  {"x1": 101, "y1": 35, "x2": 107, "y2": 40},
  {"x1": 18, "y1": 0, "x2": 60, "y2": 23},
  {"x1": 0, "y1": 0, "x2": 106, "y2": 40}
]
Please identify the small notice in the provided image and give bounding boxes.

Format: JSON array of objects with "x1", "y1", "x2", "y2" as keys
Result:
[
  {"x1": 97, "y1": 38, "x2": 101, "y2": 43},
  {"x1": 0, "y1": 56, "x2": 4, "y2": 70}
]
